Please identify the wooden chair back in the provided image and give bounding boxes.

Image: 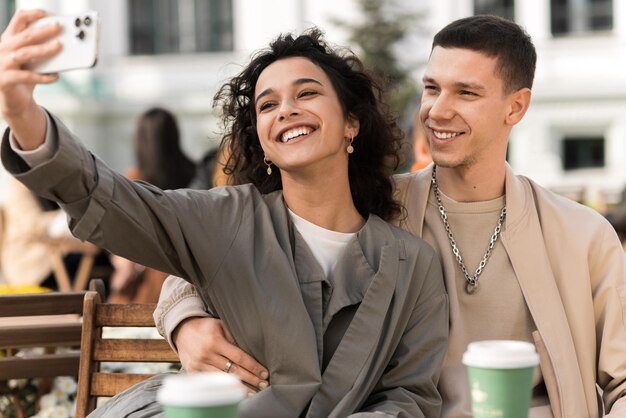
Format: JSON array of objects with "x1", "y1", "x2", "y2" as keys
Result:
[
  {"x1": 0, "y1": 290, "x2": 91, "y2": 381},
  {"x1": 0, "y1": 289, "x2": 95, "y2": 416},
  {"x1": 74, "y1": 279, "x2": 179, "y2": 418}
]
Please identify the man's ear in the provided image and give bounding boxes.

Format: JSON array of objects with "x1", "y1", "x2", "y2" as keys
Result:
[
  {"x1": 505, "y1": 88, "x2": 531, "y2": 126},
  {"x1": 345, "y1": 113, "x2": 360, "y2": 138}
]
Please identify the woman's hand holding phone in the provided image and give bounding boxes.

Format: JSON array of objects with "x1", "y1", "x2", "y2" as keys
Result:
[
  {"x1": 0, "y1": 9, "x2": 62, "y2": 150},
  {"x1": 25, "y1": 11, "x2": 100, "y2": 74}
]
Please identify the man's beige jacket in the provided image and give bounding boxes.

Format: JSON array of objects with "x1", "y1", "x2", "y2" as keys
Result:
[{"x1": 394, "y1": 165, "x2": 626, "y2": 418}]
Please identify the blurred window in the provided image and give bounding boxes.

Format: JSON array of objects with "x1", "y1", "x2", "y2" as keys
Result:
[
  {"x1": 562, "y1": 136, "x2": 605, "y2": 170},
  {"x1": 474, "y1": 0, "x2": 515, "y2": 20},
  {"x1": 551, "y1": 0, "x2": 613, "y2": 35},
  {"x1": 128, "y1": 0, "x2": 233, "y2": 55},
  {"x1": 0, "y1": 0, "x2": 16, "y2": 31}
]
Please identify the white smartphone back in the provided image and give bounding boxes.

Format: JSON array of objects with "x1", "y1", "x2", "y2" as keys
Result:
[{"x1": 25, "y1": 11, "x2": 100, "y2": 74}]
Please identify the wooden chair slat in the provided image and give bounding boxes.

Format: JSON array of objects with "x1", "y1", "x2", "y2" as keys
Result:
[
  {"x1": 91, "y1": 372, "x2": 158, "y2": 397},
  {"x1": 94, "y1": 339, "x2": 178, "y2": 362},
  {"x1": 0, "y1": 290, "x2": 90, "y2": 418},
  {"x1": 95, "y1": 304, "x2": 156, "y2": 326},
  {"x1": 0, "y1": 353, "x2": 80, "y2": 379},
  {"x1": 75, "y1": 291, "x2": 100, "y2": 418},
  {"x1": 0, "y1": 322, "x2": 82, "y2": 348},
  {"x1": 0, "y1": 292, "x2": 86, "y2": 317},
  {"x1": 75, "y1": 280, "x2": 181, "y2": 418}
]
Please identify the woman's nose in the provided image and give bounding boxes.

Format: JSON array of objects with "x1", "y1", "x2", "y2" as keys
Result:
[{"x1": 278, "y1": 99, "x2": 300, "y2": 121}]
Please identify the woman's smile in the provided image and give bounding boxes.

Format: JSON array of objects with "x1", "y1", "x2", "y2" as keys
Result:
[{"x1": 278, "y1": 125, "x2": 318, "y2": 143}]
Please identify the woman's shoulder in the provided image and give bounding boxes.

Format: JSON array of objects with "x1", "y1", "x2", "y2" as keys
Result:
[
  {"x1": 182, "y1": 183, "x2": 258, "y2": 198},
  {"x1": 213, "y1": 184, "x2": 283, "y2": 204},
  {"x1": 367, "y1": 214, "x2": 437, "y2": 260},
  {"x1": 176, "y1": 185, "x2": 285, "y2": 220}
]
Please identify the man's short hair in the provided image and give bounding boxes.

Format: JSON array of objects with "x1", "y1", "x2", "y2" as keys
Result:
[{"x1": 432, "y1": 15, "x2": 537, "y2": 93}]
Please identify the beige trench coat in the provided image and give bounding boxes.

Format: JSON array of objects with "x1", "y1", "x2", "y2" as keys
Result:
[{"x1": 394, "y1": 165, "x2": 626, "y2": 418}]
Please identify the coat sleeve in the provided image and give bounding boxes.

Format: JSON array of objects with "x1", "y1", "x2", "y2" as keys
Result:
[
  {"x1": 1, "y1": 112, "x2": 246, "y2": 292},
  {"x1": 154, "y1": 275, "x2": 215, "y2": 350},
  {"x1": 593, "y1": 221, "x2": 626, "y2": 416},
  {"x1": 352, "y1": 251, "x2": 449, "y2": 418},
  {"x1": 1, "y1": 177, "x2": 61, "y2": 285}
]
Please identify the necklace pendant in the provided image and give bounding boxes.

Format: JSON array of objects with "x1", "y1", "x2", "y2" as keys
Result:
[
  {"x1": 432, "y1": 165, "x2": 505, "y2": 297},
  {"x1": 465, "y1": 281, "x2": 478, "y2": 294}
]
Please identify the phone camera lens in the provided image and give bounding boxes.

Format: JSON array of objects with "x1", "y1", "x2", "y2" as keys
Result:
[
  {"x1": 76, "y1": 30, "x2": 86, "y2": 40},
  {"x1": 83, "y1": 16, "x2": 92, "y2": 26},
  {"x1": 74, "y1": 17, "x2": 81, "y2": 27}
]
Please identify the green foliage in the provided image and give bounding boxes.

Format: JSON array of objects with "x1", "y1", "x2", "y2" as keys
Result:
[
  {"x1": 0, "y1": 348, "x2": 39, "y2": 418},
  {"x1": 0, "y1": 382, "x2": 38, "y2": 418},
  {"x1": 334, "y1": 0, "x2": 422, "y2": 118}
]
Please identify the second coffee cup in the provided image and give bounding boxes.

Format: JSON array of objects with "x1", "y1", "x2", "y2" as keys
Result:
[{"x1": 462, "y1": 340, "x2": 539, "y2": 418}]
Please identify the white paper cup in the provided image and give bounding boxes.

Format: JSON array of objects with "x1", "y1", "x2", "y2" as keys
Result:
[
  {"x1": 463, "y1": 340, "x2": 539, "y2": 418},
  {"x1": 157, "y1": 372, "x2": 246, "y2": 418}
]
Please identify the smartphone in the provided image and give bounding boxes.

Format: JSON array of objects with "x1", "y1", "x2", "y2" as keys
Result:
[{"x1": 25, "y1": 11, "x2": 100, "y2": 74}]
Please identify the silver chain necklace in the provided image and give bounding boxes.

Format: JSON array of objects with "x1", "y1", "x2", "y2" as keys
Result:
[{"x1": 431, "y1": 166, "x2": 506, "y2": 294}]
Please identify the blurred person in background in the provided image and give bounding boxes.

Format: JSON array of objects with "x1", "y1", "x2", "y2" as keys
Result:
[
  {"x1": 188, "y1": 147, "x2": 219, "y2": 190},
  {"x1": 189, "y1": 145, "x2": 231, "y2": 190},
  {"x1": 1, "y1": 176, "x2": 111, "y2": 291},
  {"x1": 108, "y1": 107, "x2": 196, "y2": 304}
]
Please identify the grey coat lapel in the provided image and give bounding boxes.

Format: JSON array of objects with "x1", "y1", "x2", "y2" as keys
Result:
[
  {"x1": 322, "y1": 237, "x2": 376, "y2": 331},
  {"x1": 306, "y1": 217, "x2": 400, "y2": 417},
  {"x1": 293, "y1": 231, "x2": 326, "y2": 362},
  {"x1": 236, "y1": 192, "x2": 323, "y2": 417}
]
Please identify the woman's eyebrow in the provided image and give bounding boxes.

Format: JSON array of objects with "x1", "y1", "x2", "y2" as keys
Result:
[
  {"x1": 255, "y1": 78, "x2": 323, "y2": 105},
  {"x1": 294, "y1": 78, "x2": 322, "y2": 87}
]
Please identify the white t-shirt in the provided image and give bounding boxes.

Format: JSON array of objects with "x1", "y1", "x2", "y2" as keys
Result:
[{"x1": 288, "y1": 209, "x2": 355, "y2": 277}]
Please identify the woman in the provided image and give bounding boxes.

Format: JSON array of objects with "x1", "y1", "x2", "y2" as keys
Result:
[
  {"x1": 109, "y1": 107, "x2": 196, "y2": 303},
  {"x1": 0, "y1": 10, "x2": 447, "y2": 417}
]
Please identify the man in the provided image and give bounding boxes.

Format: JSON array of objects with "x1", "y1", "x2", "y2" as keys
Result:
[{"x1": 154, "y1": 15, "x2": 626, "y2": 418}]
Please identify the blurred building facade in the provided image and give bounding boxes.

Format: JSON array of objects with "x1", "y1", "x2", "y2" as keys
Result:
[
  {"x1": 472, "y1": 0, "x2": 625, "y2": 209},
  {"x1": 408, "y1": 0, "x2": 625, "y2": 208},
  {"x1": 0, "y1": 0, "x2": 624, "y2": 208},
  {"x1": 0, "y1": 0, "x2": 358, "y2": 177}
]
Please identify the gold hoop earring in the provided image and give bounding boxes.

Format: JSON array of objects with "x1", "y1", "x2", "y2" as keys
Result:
[
  {"x1": 263, "y1": 156, "x2": 273, "y2": 175},
  {"x1": 346, "y1": 136, "x2": 354, "y2": 154}
]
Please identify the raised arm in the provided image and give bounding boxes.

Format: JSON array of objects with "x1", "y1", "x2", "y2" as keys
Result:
[
  {"x1": 1, "y1": 11, "x2": 250, "y2": 298},
  {"x1": 0, "y1": 9, "x2": 61, "y2": 149}
]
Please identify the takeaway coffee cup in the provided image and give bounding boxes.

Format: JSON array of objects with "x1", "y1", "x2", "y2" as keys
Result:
[
  {"x1": 462, "y1": 340, "x2": 539, "y2": 418},
  {"x1": 157, "y1": 372, "x2": 246, "y2": 418}
]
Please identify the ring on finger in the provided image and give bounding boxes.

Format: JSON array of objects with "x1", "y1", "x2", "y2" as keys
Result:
[{"x1": 224, "y1": 359, "x2": 234, "y2": 373}]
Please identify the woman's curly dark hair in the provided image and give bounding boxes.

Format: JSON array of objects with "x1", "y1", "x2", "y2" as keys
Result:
[{"x1": 214, "y1": 27, "x2": 404, "y2": 221}]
